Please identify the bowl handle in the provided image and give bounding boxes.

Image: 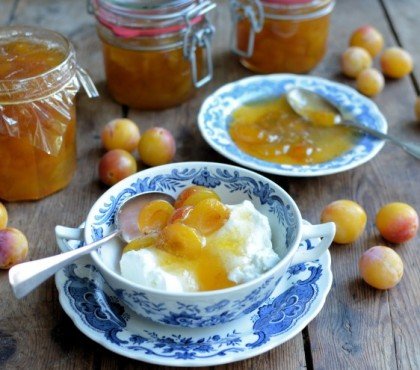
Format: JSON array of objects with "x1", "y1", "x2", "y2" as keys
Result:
[
  {"x1": 290, "y1": 222, "x2": 335, "y2": 265},
  {"x1": 55, "y1": 225, "x2": 85, "y2": 253}
]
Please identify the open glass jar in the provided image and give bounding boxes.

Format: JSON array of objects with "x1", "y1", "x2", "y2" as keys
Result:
[
  {"x1": 230, "y1": 0, "x2": 335, "y2": 73},
  {"x1": 91, "y1": 0, "x2": 216, "y2": 110},
  {"x1": 0, "y1": 26, "x2": 98, "y2": 201}
]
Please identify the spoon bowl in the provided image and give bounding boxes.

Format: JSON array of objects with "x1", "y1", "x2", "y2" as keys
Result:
[
  {"x1": 286, "y1": 87, "x2": 343, "y2": 127},
  {"x1": 9, "y1": 191, "x2": 175, "y2": 299},
  {"x1": 286, "y1": 87, "x2": 420, "y2": 159}
]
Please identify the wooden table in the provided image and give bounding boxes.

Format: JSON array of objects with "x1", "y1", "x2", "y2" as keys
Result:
[{"x1": 1, "y1": 0, "x2": 420, "y2": 368}]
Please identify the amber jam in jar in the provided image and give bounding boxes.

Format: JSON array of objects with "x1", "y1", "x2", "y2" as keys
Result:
[
  {"x1": 0, "y1": 27, "x2": 97, "y2": 201},
  {"x1": 92, "y1": 0, "x2": 216, "y2": 110},
  {"x1": 230, "y1": 0, "x2": 334, "y2": 73}
]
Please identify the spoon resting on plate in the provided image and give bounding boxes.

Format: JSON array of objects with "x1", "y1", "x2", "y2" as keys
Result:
[
  {"x1": 286, "y1": 88, "x2": 420, "y2": 160},
  {"x1": 8, "y1": 191, "x2": 175, "y2": 299}
]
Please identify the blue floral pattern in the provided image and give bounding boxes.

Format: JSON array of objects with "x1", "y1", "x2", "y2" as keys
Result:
[
  {"x1": 87, "y1": 165, "x2": 299, "y2": 327},
  {"x1": 56, "y1": 241, "x2": 331, "y2": 366},
  {"x1": 248, "y1": 266, "x2": 321, "y2": 348},
  {"x1": 64, "y1": 264, "x2": 129, "y2": 345},
  {"x1": 126, "y1": 331, "x2": 243, "y2": 359},
  {"x1": 91, "y1": 167, "x2": 296, "y2": 247},
  {"x1": 198, "y1": 74, "x2": 387, "y2": 176}
]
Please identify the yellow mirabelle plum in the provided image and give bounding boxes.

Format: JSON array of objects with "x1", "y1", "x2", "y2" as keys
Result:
[
  {"x1": 0, "y1": 228, "x2": 29, "y2": 269},
  {"x1": 158, "y1": 223, "x2": 204, "y2": 260},
  {"x1": 138, "y1": 127, "x2": 176, "y2": 167},
  {"x1": 380, "y1": 47, "x2": 413, "y2": 78},
  {"x1": 137, "y1": 200, "x2": 174, "y2": 234},
  {"x1": 321, "y1": 200, "x2": 367, "y2": 244},
  {"x1": 101, "y1": 118, "x2": 141, "y2": 152},
  {"x1": 184, "y1": 199, "x2": 230, "y2": 236},
  {"x1": 349, "y1": 25, "x2": 384, "y2": 57},
  {"x1": 98, "y1": 149, "x2": 137, "y2": 186},
  {"x1": 341, "y1": 47, "x2": 372, "y2": 78},
  {"x1": 356, "y1": 68, "x2": 385, "y2": 97},
  {"x1": 359, "y1": 246, "x2": 403, "y2": 289},
  {"x1": 174, "y1": 186, "x2": 220, "y2": 209},
  {"x1": 376, "y1": 202, "x2": 418, "y2": 243}
]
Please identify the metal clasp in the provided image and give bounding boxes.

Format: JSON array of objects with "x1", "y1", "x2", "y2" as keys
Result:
[
  {"x1": 183, "y1": 1, "x2": 216, "y2": 88},
  {"x1": 229, "y1": 0, "x2": 264, "y2": 58}
]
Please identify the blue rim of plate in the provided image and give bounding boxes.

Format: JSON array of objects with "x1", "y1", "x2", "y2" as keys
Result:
[
  {"x1": 198, "y1": 74, "x2": 387, "y2": 177},
  {"x1": 55, "y1": 221, "x2": 332, "y2": 367}
]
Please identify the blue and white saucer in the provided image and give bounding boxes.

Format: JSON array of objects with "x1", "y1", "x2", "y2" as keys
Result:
[
  {"x1": 55, "y1": 228, "x2": 332, "y2": 367},
  {"x1": 198, "y1": 74, "x2": 387, "y2": 177}
]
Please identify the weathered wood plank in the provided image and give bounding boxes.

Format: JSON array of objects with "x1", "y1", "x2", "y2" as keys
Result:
[
  {"x1": 291, "y1": 0, "x2": 420, "y2": 369},
  {"x1": 375, "y1": 2, "x2": 420, "y2": 368},
  {"x1": 93, "y1": 335, "x2": 307, "y2": 370},
  {"x1": 2, "y1": 0, "x2": 420, "y2": 369},
  {"x1": 0, "y1": 0, "x2": 120, "y2": 369},
  {"x1": 382, "y1": 0, "x2": 420, "y2": 93}
]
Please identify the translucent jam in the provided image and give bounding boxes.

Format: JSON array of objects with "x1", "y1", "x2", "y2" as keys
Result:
[
  {"x1": 0, "y1": 40, "x2": 76, "y2": 201},
  {"x1": 101, "y1": 40, "x2": 202, "y2": 110},
  {"x1": 229, "y1": 96, "x2": 358, "y2": 165},
  {"x1": 94, "y1": 0, "x2": 215, "y2": 110},
  {"x1": 156, "y1": 243, "x2": 237, "y2": 291},
  {"x1": 122, "y1": 187, "x2": 278, "y2": 291},
  {"x1": 0, "y1": 40, "x2": 65, "y2": 79},
  {"x1": 237, "y1": 8, "x2": 331, "y2": 73}
]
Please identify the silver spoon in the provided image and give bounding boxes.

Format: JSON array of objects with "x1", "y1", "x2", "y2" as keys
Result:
[
  {"x1": 9, "y1": 191, "x2": 175, "y2": 299},
  {"x1": 286, "y1": 87, "x2": 420, "y2": 160}
]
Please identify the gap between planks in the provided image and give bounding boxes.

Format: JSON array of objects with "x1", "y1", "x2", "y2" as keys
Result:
[
  {"x1": 302, "y1": 327, "x2": 315, "y2": 370},
  {"x1": 379, "y1": 0, "x2": 420, "y2": 95},
  {"x1": 376, "y1": 3, "x2": 418, "y2": 369}
]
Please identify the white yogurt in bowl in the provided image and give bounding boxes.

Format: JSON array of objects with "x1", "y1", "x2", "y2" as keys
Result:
[
  {"x1": 77, "y1": 162, "x2": 335, "y2": 327},
  {"x1": 120, "y1": 200, "x2": 280, "y2": 292}
]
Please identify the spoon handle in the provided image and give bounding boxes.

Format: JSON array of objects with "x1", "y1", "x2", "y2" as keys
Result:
[
  {"x1": 8, "y1": 230, "x2": 119, "y2": 299},
  {"x1": 344, "y1": 120, "x2": 420, "y2": 160}
]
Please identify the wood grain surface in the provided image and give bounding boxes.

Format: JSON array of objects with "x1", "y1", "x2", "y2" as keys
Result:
[
  {"x1": 0, "y1": 0, "x2": 419, "y2": 369},
  {"x1": 291, "y1": 1, "x2": 420, "y2": 369}
]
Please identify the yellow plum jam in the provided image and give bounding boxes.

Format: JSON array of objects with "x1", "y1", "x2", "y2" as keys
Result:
[
  {"x1": 230, "y1": 0, "x2": 335, "y2": 73},
  {"x1": 0, "y1": 27, "x2": 78, "y2": 201},
  {"x1": 229, "y1": 96, "x2": 359, "y2": 165},
  {"x1": 92, "y1": 0, "x2": 216, "y2": 110}
]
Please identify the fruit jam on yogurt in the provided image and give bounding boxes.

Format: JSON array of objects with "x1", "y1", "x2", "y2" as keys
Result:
[{"x1": 120, "y1": 186, "x2": 280, "y2": 292}]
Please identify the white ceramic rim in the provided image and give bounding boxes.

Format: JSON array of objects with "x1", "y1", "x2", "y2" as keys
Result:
[
  {"x1": 197, "y1": 74, "x2": 387, "y2": 177},
  {"x1": 85, "y1": 161, "x2": 304, "y2": 297}
]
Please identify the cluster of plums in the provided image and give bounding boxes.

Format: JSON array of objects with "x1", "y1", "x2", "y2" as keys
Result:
[{"x1": 321, "y1": 200, "x2": 418, "y2": 290}]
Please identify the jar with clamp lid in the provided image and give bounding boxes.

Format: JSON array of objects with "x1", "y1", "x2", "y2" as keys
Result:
[
  {"x1": 230, "y1": 0, "x2": 335, "y2": 73},
  {"x1": 0, "y1": 26, "x2": 98, "y2": 201},
  {"x1": 91, "y1": 0, "x2": 216, "y2": 110}
]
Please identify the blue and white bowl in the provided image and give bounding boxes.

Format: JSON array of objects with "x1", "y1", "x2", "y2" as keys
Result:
[
  {"x1": 57, "y1": 162, "x2": 335, "y2": 327},
  {"x1": 198, "y1": 74, "x2": 387, "y2": 176}
]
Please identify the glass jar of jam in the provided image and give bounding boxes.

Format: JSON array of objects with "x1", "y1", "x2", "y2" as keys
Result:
[
  {"x1": 230, "y1": 0, "x2": 335, "y2": 73},
  {"x1": 0, "y1": 26, "x2": 98, "y2": 201},
  {"x1": 91, "y1": 0, "x2": 216, "y2": 110}
]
